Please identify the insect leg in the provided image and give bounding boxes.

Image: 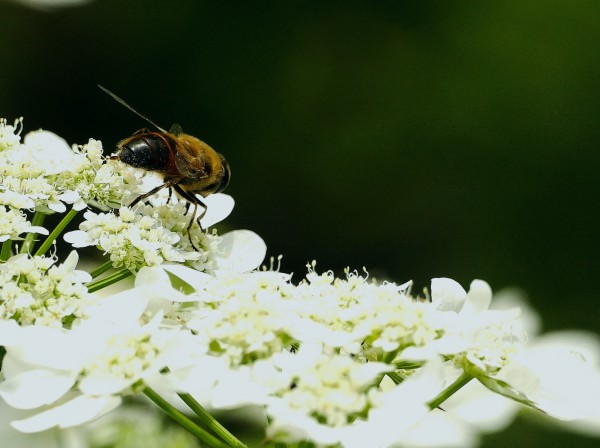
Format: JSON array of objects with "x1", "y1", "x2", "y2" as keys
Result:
[
  {"x1": 129, "y1": 179, "x2": 178, "y2": 208},
  {"x1": 173, "y1": 185, "x2": 208, "y2": 251}
]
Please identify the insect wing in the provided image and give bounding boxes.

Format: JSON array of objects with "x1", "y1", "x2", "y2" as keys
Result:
[{"x1": 174, "y1": 150, "x2": 203, "y2": 179}]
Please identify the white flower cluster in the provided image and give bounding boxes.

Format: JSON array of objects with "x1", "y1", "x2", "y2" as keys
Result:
[
  {"x1": 1, "y1": 118, "x2": 600, "y2": 448},
  {"x1": 53, "y1": 139, "x2": 139, "y2": 211},
  {"x1": 0, "y1": 124, "x2": 124, "y2": 213},
  {"x1": 0, "y1": 251, "x2": 90, "y2": 327},
  {"x1": 0, "y1": 206, "x2": 48, "y2": 243},
  {"x1": 291, "y1": 265, "x2": 441, "y2": 356},
  {"x1": 0, "y1": 118, "x2": 23, "y2": 150},
  {"x1": 187, "y1": 271, "x2": 297, "y2": 366},
  {"x1": 64, "y1": 201, "x2": 256, "y2": 272},
  {"x1": 65, "y1": 207, "x2": 206, "y2": 271}
]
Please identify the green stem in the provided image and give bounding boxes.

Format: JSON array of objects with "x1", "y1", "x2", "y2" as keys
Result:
[
  {"x1": 382, "y1": 349, "x2": 399, "y2": 364},
  {"x1": 427, "y1": 371, "x2": 473, "y2": 410},
  {"x1": 178, "y1": 392, "x2": 247, "y2": 448},
  {"x1": 86, "y1": 268, "x2": 132, "y2": 293},
  {"x1": 89, "y1": 260, "x2": 114, "y2": 279},
  {"x1": 35, "y1": 208, "x2": 79, "y2": 256},
  {"x1": 394, "y1": 360, "x2": 423, "y2": 370},
  {"x1": 20, "y1": 211, "x2": 47, "y2": 254},
  {"x1": 143, "y1": 387, "x2": 230, "y2": 448},
  {"x1": 386, "y1": 371, "x2": 406, "y2": 385},
  {"x1": 1, "y1": 240, "x2": 12, "y2": 261}
]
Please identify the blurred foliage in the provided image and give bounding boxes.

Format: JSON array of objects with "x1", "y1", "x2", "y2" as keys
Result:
[{"x1": 1, "y1": 1, "x2": 600, "y2": 446}]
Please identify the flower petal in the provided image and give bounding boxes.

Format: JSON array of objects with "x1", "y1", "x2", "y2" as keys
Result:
[
  {"x1": 23, "y1": 130, "x2": 76, "y2": 175},
  {"x1": 214, "y1": 230, "x2": 266, "y2": 273},
  {"x1": 78, "y1": 372, "x2": 131, "y2": 396},
  {"x1": 11, "y1": 395, "x2": 121, "y2": 433},
  {"x1": 199, "y1": 193, "x2": 234, "y2": 228},
  {"x1": 63, "y1": 230, "x2": 95, "y2": 248},
  {"x1": 431, "y1": 278, "x2": 467, "y2": 312},
  {"x1": 462, "y1": 280, "x2": 492, "y2": 315},
  {"x1": 0, "y1": 370, "x2": 74, "y2": 409},
  {"x1": 0, "y1": 320, "x2": 23, "y2": 345}
]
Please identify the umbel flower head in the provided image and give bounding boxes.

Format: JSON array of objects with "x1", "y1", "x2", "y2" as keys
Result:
[
  {"x1": 0, "y1": 118, "x2": 599, "y2": 448},
  {"x1": 0, "y1": 119, "x2": 136, "y2": 213},
  {"x1": 0, "y1": 251, "x2": 90, "y2": 328},
  {"x1": 0, "y1": 205, "x2": 48, "y2": 243}
]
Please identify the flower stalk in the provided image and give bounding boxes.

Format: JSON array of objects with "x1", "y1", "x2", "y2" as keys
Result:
[
  {"x1": 143, "y1": 387, "x2": 232, "y2": 448},
  {"x1": 86, "y1": 267, "x2": 133, "y2": 292},
  {"x1": 89, "y1": 259, "x2": 115, "y2": 279},
  {"x1": 0, "y1": 240, "x2": 12, "y2": 261},
  {"x1": 178, "y1": 392, "x2": 247, "y2": 448},
  {"x1": 427, "y1": 371, "x2": 473, "y2": 410},
  {"x1": 34, "y1": 208, "x2": 79, "y2": 256},
  {"x1": 19, "y1": 211, "x2": 46, "y2": 254}
]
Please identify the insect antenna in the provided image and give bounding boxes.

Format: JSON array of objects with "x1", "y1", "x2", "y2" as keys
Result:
[{"x1": 98, "y1": 85, "x2": 167, "y2": 133}]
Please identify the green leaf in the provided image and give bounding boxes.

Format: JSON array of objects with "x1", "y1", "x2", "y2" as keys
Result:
[
  {"x1": 477, "y1": 376, "x2": 541, "y2": 411},
  {"x1": 166, "y1": 271, "x2": 196, "y2": 295}
]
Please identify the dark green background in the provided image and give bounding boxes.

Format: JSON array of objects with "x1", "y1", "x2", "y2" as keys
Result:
[{"x1": 1, "y1": 1, "x2": 599, "y2": 446}]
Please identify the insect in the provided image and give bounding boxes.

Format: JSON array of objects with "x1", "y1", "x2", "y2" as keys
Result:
[{"x1": 99, "y1": 85, "x2": 231, "y2": 250}]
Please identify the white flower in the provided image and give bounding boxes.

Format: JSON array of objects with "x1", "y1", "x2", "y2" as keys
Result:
[
  {"x1": 0, "y1": 118, "x2": 23, "y2": 151},
  {"x1": 387, "y1": 409, "x2": 478, "y2": 448},
  {"x1": 527, "y1": 331, "x2": 600, "y2": 437},
  {"x1": 212, "y1": 229, "x2": 267, "y2": 273},
  {"x1": 169, "y1": 356, "x2": 287, "y2": 410},
  {"x1": 0, "y1": 126, "x2": 82, "y2": 212},
  {"x1": 186, "y1": 270, "x2": 297, "y2": 367},
  {"x1": 403, "y1": 278, "x2": 526, "y2": 376},
  {"x1": 64, "y1": 200, "x2": 264, "y2": 273},
  {"x1": 0, "y1": 128, "x2": 84, "y2": 212},
  {"x1": 496, "y1": 330, "x2": 600, "y2": 421},
  {"x1": 264, "y1": 348, "x2": 468, "y2": 448},
  {"x1": 265, "y1": 344, "x2": 391, "y2": 446},
  {"x1": 0, "y1": 292, "x2": 196, "y2": 432},
  {"x1": 352, "y1": 357, "x2": 460, "y2": 448},
  {"x1": 138, "y1": 268, "x2": 297, "y2": 410},
  {"x1": 23, "y1": 130, "x2": 79, "y2": 176},
  {"x1": 0, "y1": 251, "x2": 90, "y2": 328},
  {"x1": 64, "y1": 208, "x2": 204, "y2": 271},
  {"x1": 53, "y1": 140, "x2": 139, "y2": 211},
  {"x1": 0, "y1": 396, "x2": 86, "y2": 448},
  {"x1": 421, "y1": 282, "x2": 600, "y2": 430},
  {"x1": 0, "y1": 206, "x2": 48, "y2": 242},
  {"x1": 0, "y1": 124, "x2": 139, "y2": 213},
  {"x1": 0, "y1": 155, "x2": 65, "y2": 212},
  {"x1": 125, "y1": 265, "x2": 203, "y2": 329},
  {"x1": 490, "y1": 287, "x2": 542, "y2": 337},
  {"x1": 192, "y1": 192, "x2": 235, "y2": 229},
  {"x1": 289, "y1": 265, "x2": 440, "y2": 357}
]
